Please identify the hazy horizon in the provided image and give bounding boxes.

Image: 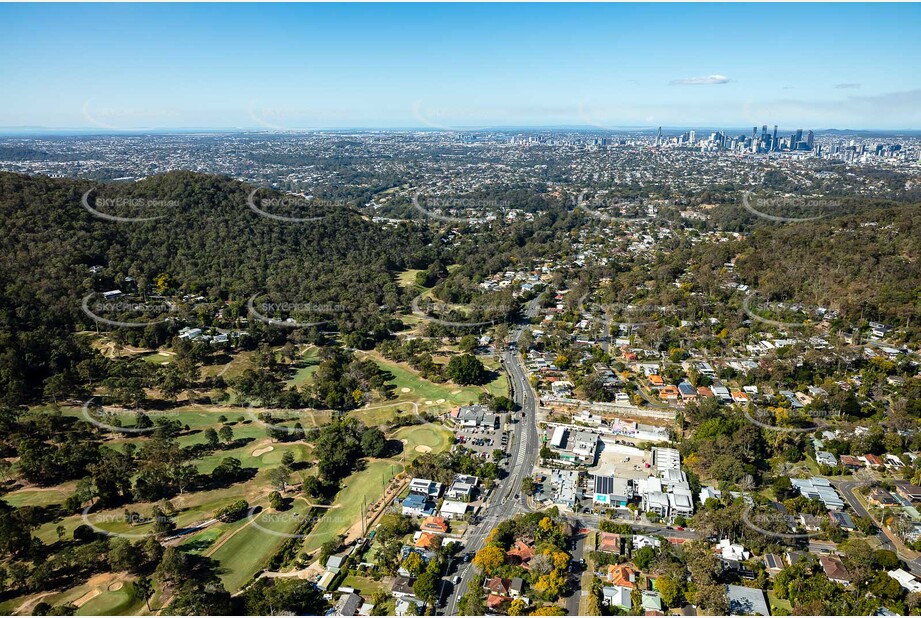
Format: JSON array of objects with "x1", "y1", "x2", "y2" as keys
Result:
[{"x1": 1, "y1": 3, "x2": 919, "y2": 131}]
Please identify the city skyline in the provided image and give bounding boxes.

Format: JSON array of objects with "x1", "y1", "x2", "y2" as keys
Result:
[{"x1": 1, "y1": 3, "x2": 920, "y2": 131}]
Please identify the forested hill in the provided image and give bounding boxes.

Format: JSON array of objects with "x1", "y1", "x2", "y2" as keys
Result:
[
  {"x1": 695, "y1": 201, "x2": 921, "y2": 331},
  {"x1": 0, "y1": 170, "x2": 434, "y2": 317},
  {"x1": 0, "y1": 171, "x2": 435, "y2": 404}
]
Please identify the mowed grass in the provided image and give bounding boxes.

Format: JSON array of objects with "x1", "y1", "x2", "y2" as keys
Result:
[
  {"x1": 302, "y1": 459, "x2": 404, "y2": 554},
  {"x1": 285, "y1": 347, "x2": 321, "y2": 388},
  {"x1": 3, "y1": 484, "x2": 75, "y2": 508},
  {"x1": 210, "y1": 506, "x2": 310, "y2": 592},
  {"x1": 301, "y1": 423, "x2": 451, "y2": 554},
  {"x1": 396, "y1": 269, "x2": 424, "y2": 290},
  {"x1": 340, "y1": 573, "x2": 388, "y2": 599},
  {"x1": 392, "y1": 424, "x2": 453, "y2": 459},
  {"x1": 362, "y1": 352, "x2": 484, "y2": 407},
  {"x1": 348, "y1": 402, "x2": 415, "y2": 427},
  {"x1": 142, "y1": 352, "x2": 173, "y2": 365},
  {"x1": 76, "y1": 581, "x2": 144, "y2": 616}
]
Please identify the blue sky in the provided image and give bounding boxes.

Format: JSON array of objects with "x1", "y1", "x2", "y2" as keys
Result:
[{"x1": 1, "y1": 3, "x2": 919, "y2": 130}]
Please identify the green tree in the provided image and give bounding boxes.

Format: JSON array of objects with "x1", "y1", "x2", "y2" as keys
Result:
[
  {"x1": 654, "y1": 574, "x2": 682, "y2": 607},
  {"x1": 413, "y1": 571, "x2": 440, "y2": 603},
  {"x1": 473, "y1": 544, "x2": 506, "y2": 576},
  {"x1": 401, "y1": 551, "x2": 425, "y2": 577},
  {"x1": 204, "y1": 427, "x2": 219, "y2": 448},
  {"x1": 445, "y1": 354, "x2": 487, "y2": 385}
]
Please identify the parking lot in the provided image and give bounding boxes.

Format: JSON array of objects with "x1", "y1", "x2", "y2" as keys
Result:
[
  {"x1": 455, "y1": 425, "x2": 510, "y2": 459},
  {"x1": 588, "y1": 438, "x2": 653, "y2": 480}
]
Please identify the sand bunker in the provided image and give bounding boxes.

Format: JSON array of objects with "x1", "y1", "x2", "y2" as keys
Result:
[
  {"x1": 108, "y1": 582, "x2": 124, "y2": 592},
  {"x1": 425, "y1": 400, "x2": 433, "y2": 405},
  {"x1": 73, "y1": 589, "x2": 102, "y2": 608},
  {"x1": 252, "y1": 446, "x2": 274, "y2": 457},
  {"x1": 400, "y1": 387, "x2": 411, "y2": 393},
  {"x1": 435, "y1": 398, "x2": 446, "y2": 404},
  {"x1": 415, "y1": 445, "x2": 433, "y2": 453}
]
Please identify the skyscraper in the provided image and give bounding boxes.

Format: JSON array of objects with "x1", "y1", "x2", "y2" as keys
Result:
[
  {"x1": 806, "y1": 130, "x2": 814, "y2": 149},
  {"x1": 772, "y1": 125, "x2": 778, "y2": 151}
]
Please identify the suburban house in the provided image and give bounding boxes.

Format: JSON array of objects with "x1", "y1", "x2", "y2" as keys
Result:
[
  {"x1": 390, "y1": 576, "x2": 416, "y2": 598},
  {"x1": 607, "y1": 564, "x2": 635, "y2": 588},
  {"x1": 484, "y1": 576, "x2": 512, "y2": 597},
  {"x1": 445, "y1": 475, "x2": 479, "y2": 502},
  {"x1": 726, "y1": 585, "x2": 770, "y2": 616},
  {"x1": 602, "y1": 585, "x2": 632, "y2": 610},
  {"x1": 506, "y1": 540, "x2": 535, "y2": 568},
  {"x1": 401, "y1": 494, "x2": 435, "y2": 517},
  {"x1": 868, "y1": 488, "x2": 899, "y2": 508},
  {"x1": 408, "y1": 478, "x2": 443, "y2": 499},
  {"x1": 820, "y1": 555, "x2": 852, "y2": 586},
  {"x1": 413, "y1": 532, "x2": 440, "y2": 550},
  {"x1": 598, "y1": 532, "x2": 621, "y2": 554},
  {"x1": 895, "y1": 483, "x2": 921, "y2": 502},
  {"x1": 438, "y1": 500, "x2": 468, "y2": 521},
  {"x1": 889, "y1": 569, "x2": 921, "y2": 593},
  {"x1": 421, "y1": 516, "x2": 449, "y2": 534},
  {"x1": 394, "y1": 597, "x2": 425, "y2": 617},
  {"x1": 335, "y1": 592, "x2": 363, "y2": 617}
]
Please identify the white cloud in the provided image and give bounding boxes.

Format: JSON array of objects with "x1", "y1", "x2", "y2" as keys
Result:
[{"x1": 670, "y1": 74, "x2": 731, "y2": 86}]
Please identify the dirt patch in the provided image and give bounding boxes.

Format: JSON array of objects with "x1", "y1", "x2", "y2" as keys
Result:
[
  {"x1": 415, "y1": 445, "x2": 432, "y2": 453},
  {"x1": 252, "y1": 446, "x2": 274, "y2": 457}
]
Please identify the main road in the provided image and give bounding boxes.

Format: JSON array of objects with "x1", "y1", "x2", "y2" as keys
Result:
[{"x1": 445, "y1": 300, "x2": 541, "y2": 615}]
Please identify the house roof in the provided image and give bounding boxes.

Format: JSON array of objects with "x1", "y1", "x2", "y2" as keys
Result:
[
  {"x1": 485, "y1": 577, "x2": 511, "y2": 595},
  {"x1": 608, "y1": 564, "x2": 635, "y2": 588},
  {"x1": 402, "y1": 494, "x2": 428, "y2": 509},
  {"x1": 763, "y1": 553, "x2": 783, "y2": 571},
  {"x1": 485, "y1": 594, "x2": 507, "y2": 610},
  {"x1": 603, "y1": 585, "x2": 632, "y2": 609},
  {"x1": 820, "y1": 555, "x2": 851, "y2": 582},
  {"x1": 414, "y1": 532, "x2": 439, "y2": 549},
  {"x1": 642, "y1": 591, "x2": 663, "y2": 612},
  {"x1": 421, "y1": 516, "x2": 448, "y2": 532},
  {"x1": 336, "y1": 592, "x2": 363, "y2": 617},
  {"x1": 507, "y1": 540, "x2": 534, "y2": 563},
  {"x1": 327, "y1": 554, "x2": 347, "y2": 570},
  {"x1": 598, "y1": 532, "x2": 620, "y2": 553},
  {"x1": 726, "y1": 585, "x2": 769, "y2": 616}
]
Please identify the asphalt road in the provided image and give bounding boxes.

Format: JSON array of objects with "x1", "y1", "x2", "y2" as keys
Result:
[
  {"x1": 446, "y1": 302, "x2": 540, "y2": 615},
  {"x1": 834, "y1": 479, "x2": 921, "y2": 576},
  {"x1": 562, "y1": 524, "x2": 587, "y2": 615}
]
